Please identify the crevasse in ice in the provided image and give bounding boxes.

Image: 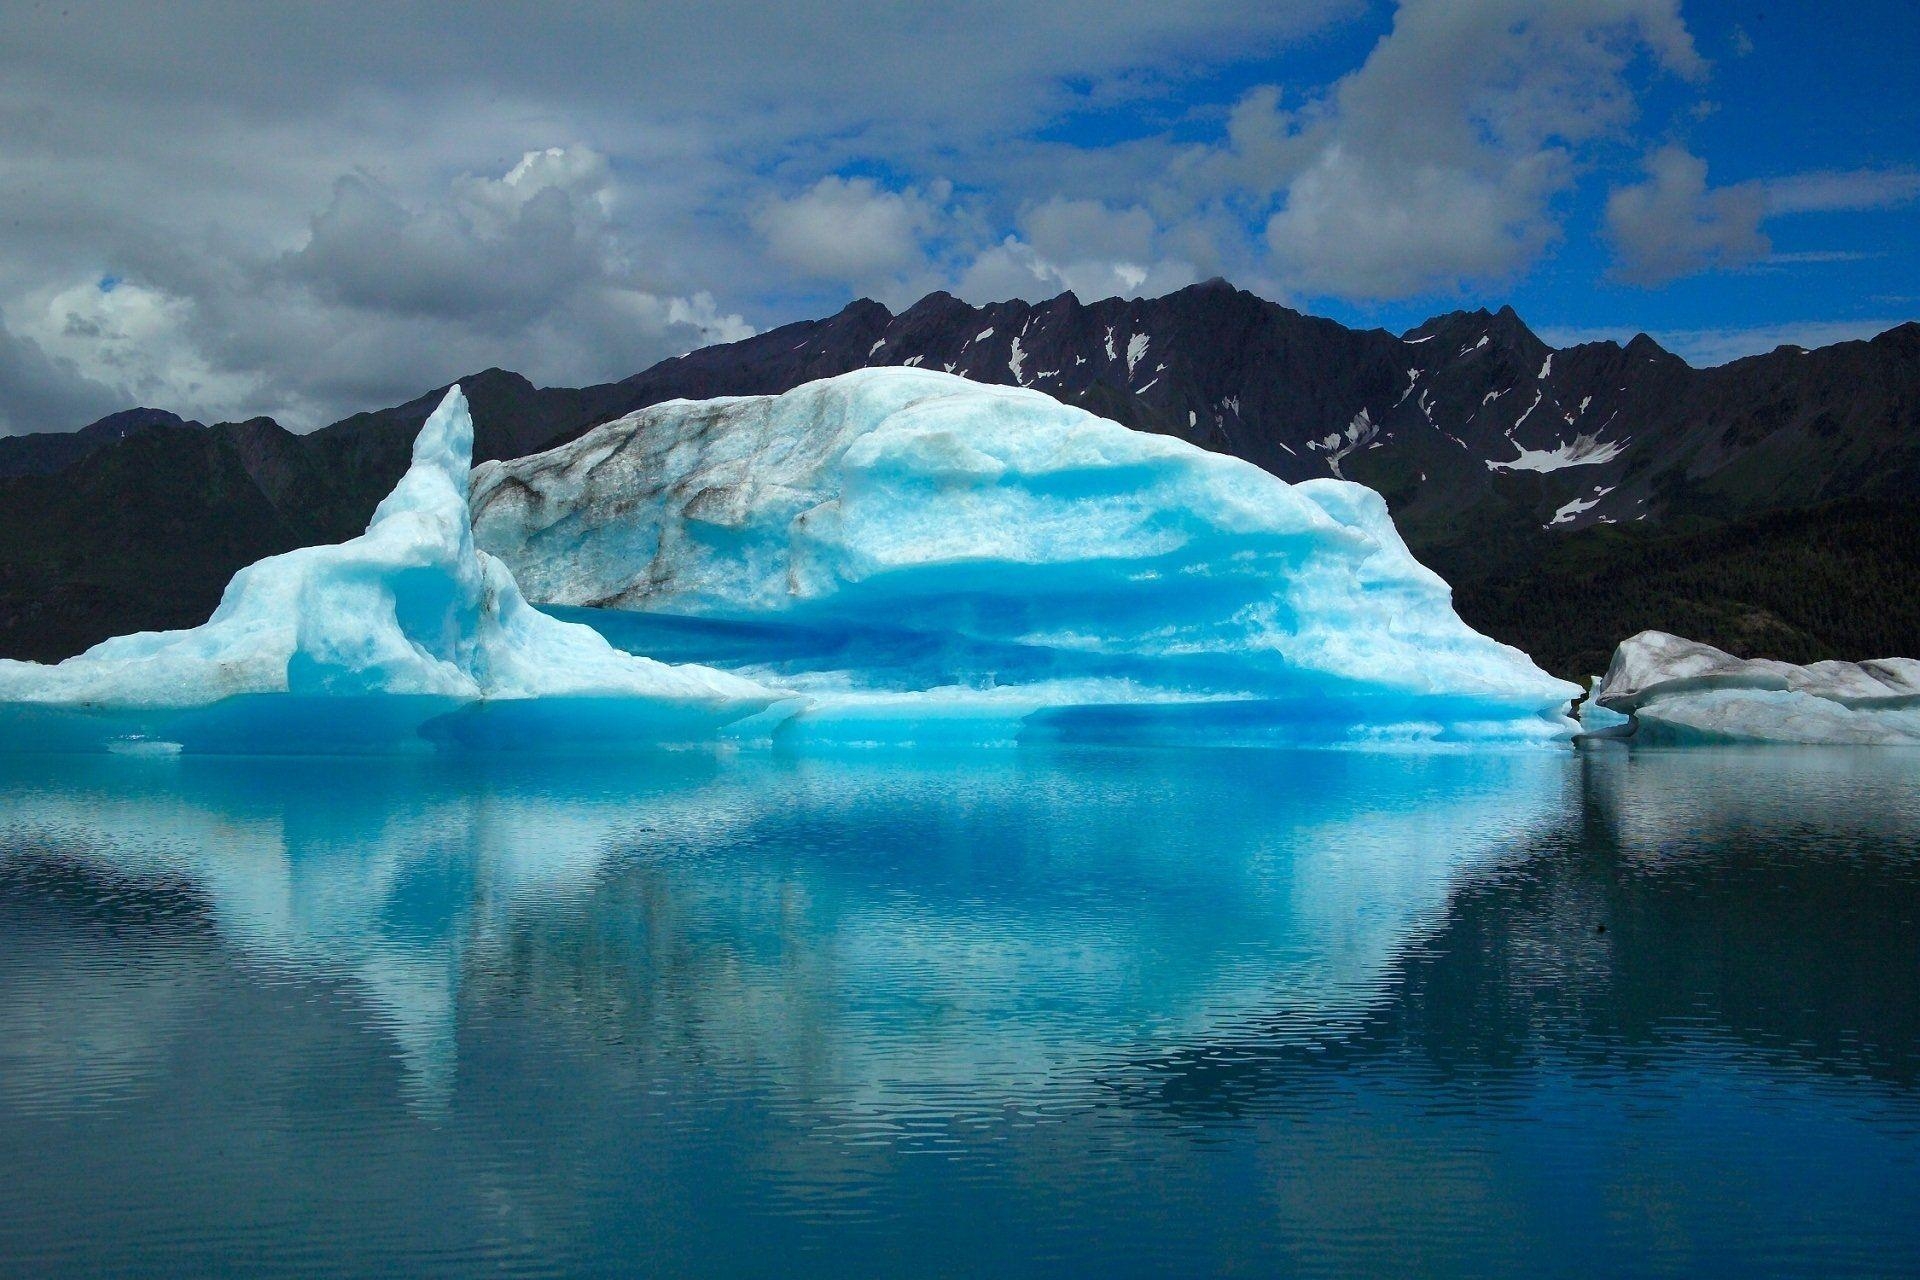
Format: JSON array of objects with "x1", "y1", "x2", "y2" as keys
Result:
[
  {"x1": 472, "y1": 369, "x2": 1580, "y2": 746},
  {"x1": 0, "y1": 387, "x2": 775, "y2": 752}
]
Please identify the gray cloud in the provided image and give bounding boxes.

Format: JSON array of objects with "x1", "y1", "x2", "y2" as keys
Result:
[
  {"x1": 954, "y1": 198, "x2": 1202, "y2": 303},
  {"x1": 755, "y1": 177, "x2": 949, "y2": 285},
  {"x1": 0, "y1": 306, "x2": 124, "y2": 435},
  {"x1": 2, "y1": 1, "x2": 1910, "y2": 434},
  {"x1": 1605, "y1": 146, "x2": 1769, "y2": 285},
  {"x1": 1763, "y1": 168, "x2": 1920, "y2": 216},
  {"x1": 1257, "y1": 0, "x2": 1703, "y2": 298},
  {"x1": 0, "y1": 0, "x2": 1364, "y2": 430}
]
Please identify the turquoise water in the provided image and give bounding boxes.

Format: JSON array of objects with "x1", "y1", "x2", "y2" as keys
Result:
[{"x1": 2, "y1": 745, "x2": 1918, "y2": 1277}]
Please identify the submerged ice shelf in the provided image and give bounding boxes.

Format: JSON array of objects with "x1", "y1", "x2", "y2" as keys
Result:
[
  {"x1": 0, "y1": 387, "x2": 774, "y2": 752},
  {"x1": 1, "y1": 369, "x2": 1578, "y2": 753},
  {"x1": 474, "y1": 368, "x2": 1578, "y2": 746}
]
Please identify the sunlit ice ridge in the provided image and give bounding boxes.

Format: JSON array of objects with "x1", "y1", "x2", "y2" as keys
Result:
[{"x1": 0, "y1": 370, "x2": 1577, "y2": 754}]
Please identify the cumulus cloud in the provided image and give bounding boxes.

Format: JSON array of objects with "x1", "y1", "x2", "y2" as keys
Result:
[
  {"x1": 1257, "y1": 0, "x2": 1703, "y2": 299},
  {"x1": 954, "y1": 198, "x2": 1199, "y2": 302},
  {"x1": 0, "y1": 1, "x2": 1368, "y2": 428},
  {"x1": 1603, "y1": 154, "x2": 1920, "y2": 286},
  {"x1": 26, "y1": 278, "x2": 260, "y2": 422},
  {"x1": 0, "y1": 304, "x2": 124, "y2": 435},
  {"x1": 284, "y1": 150, "x2": 616, "y2": 323},
  {"x1": 2, "y1": 147, "x2": 750, "y2": 428},
  {"x1": 1605, "y1": 146, "x2": 1769, "y2": 285},
  {"x1": 0, "y1": 0, "x2": 1911, "y2": 430},
  {"x1": 755, "y1": 177, "x2": 949, "y2": 284}
]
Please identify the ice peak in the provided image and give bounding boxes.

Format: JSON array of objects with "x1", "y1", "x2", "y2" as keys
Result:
[
  {"x1": 0, "y1": 380, "x2": 772, "y2": 747},
  {"x1": 371, "y1": 385, "x2": 474, "y2": 532}
]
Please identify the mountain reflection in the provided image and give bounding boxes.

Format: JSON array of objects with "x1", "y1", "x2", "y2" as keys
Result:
[{"x1": 1110, "y1": 746, "x2": 1920, "y2": 1116}]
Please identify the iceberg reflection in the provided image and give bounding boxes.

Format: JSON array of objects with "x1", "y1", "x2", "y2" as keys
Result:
[{"x1": 0, "y1": 749, "x2": 1570, "y2": 1113}]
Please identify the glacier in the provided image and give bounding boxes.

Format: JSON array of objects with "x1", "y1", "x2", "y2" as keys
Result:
[
  {"x1": 0, "y1": 387, "x2": 775, "y2": 753},
  {"x1": 1592, "y1": 630, "x2": 1920, "y2": 744},
  {"x1": 471, "y1": 368, "x2": 1579, "y2": 747}
]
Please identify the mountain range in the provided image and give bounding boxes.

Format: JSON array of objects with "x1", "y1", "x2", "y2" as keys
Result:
[{"x1": 4, "y1": 280, "x2": 1916, "y2": 678}]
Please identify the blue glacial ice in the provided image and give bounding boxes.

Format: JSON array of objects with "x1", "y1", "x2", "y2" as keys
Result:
[
  {"x1": 1, "y1": 369, "x2": 1579, "y2": 753},
  {"x1": 0, "y1": 387, "x2": 775, "y2": 753},
  {"x1": 471, "y1": 368, "x2": 1580, "y2": 747}
]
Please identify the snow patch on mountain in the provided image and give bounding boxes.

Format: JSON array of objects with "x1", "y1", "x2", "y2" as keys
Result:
[
  {"x1": 1489, "y1": 432, "x2": 1629, "y2": 473},
  {"x1": 1548, "y1": 486, "x2": 1614, "y2": 527}
]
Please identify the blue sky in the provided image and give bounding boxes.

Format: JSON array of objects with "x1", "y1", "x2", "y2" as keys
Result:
[{"x1": 0, "y1": 0, "x2": 1914, "y2": 432}]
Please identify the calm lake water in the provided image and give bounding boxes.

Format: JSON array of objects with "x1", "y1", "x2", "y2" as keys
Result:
[{"x1": 2, "y1": 744, "x2": 1917, "y2": 1277}]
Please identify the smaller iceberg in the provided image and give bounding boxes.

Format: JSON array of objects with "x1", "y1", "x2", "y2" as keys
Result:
[
  {"x1": 1592, "y1": 630, "x2": 1920, "y2": 744},
  {"x1": 0, "y1": 388, "x2": 774, "y2": 753}
]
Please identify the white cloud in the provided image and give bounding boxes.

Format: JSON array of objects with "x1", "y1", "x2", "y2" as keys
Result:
[
  {"x1": 1763, "y1": 168, "x2": 1920, "y2": 215},
  {"x1": 1258, "y1": 0, "x2": 1703, "y2": 299},
  {"x1": 755, "y1": 177, "x2": 948, "y2": 284},
  {"x1": 3, "y1": 148, "x2": 752, "y2": 428},
  {"x1": 0, "y1": 0, "x2": 1909, "y2": 430},
  {"x1": 0, "y1": 303, "x2": 123, "y2": 435},
  {"x1": 954, "y1": 199, "x2": 1199, "y2": 302},
  {"x1": 28, "y1": 278, "x2": 261, "y2": 420},
  {"x1": 1267, "y1": 147, "x2": 1570, "y2": 299},
  {"x1": 1604, "y1": 145, "x2": 1769, "y2": 285},
  {"x1": 0, "y1": 1, "x2": 1370, "y2": 427},
  {"x1": 1602, "y1": 155, "x2": 1920, "y2": 286}
]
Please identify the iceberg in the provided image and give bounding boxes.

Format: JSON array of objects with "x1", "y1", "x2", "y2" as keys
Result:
[
  {"x1": 1577, "y1": 675, "x2": 1632, "y2": 735},
  {"x1": 1592, "y1": 630, "x2": 1920, "y2": 744},
  {"x1": 0, "y1": 387, "x2": 774, "y2": 752},
  {"x1": 472, "y1": 368, "x2": 1578, "y2": 745}
]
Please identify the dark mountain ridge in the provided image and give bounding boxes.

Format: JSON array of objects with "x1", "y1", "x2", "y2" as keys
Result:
[
  {"x1": 2, "y1": 282, "x2": 1915, "y2": 674},
  {"x1": 0, "y1": 407, "x2": 203, "y2": 479}
]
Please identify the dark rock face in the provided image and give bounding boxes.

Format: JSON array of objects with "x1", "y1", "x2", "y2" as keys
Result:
[{"x1": 1, "y1": 283, "x2": 1916, "y2": 670}]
